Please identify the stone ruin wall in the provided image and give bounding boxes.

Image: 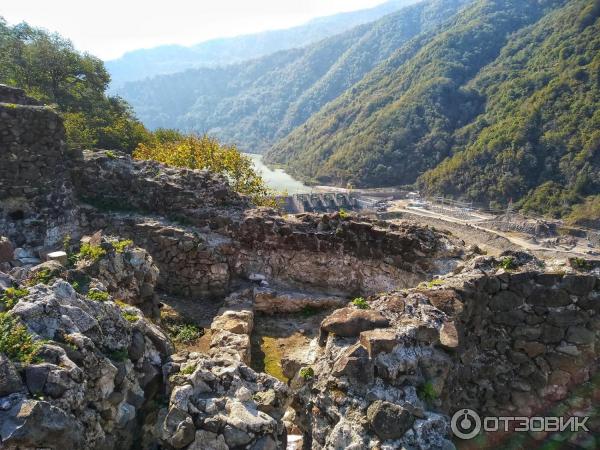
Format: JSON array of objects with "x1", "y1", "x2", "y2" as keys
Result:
[
  {"x1": 0, "y1": 86, "x2": 78, "y2": 249},
  {"x1": 296, "y1": 266, "x2": 600, "y2": 449},
  {"x1": 0, "y1": 87, "x2": 462, "y2": 304},
  {"x1": 81, "y1": 204, "x2": 461, "y2": 300},
  {"x1": 445, "y1": 271, "x2": 600, "y2": 418}
]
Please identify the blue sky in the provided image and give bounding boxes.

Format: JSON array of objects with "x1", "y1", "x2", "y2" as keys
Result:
[{"x1": 2, "y1": 0, "x2": 388, "y2": 60}]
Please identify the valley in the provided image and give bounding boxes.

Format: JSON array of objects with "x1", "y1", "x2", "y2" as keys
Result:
[{"x1": 114, "y1": 0, "x2": 600, "y2": 225}]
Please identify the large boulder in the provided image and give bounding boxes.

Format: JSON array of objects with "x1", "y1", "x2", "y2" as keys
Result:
[
  {"x1": 319, "y1": 307, "x2": 390, "y2": 345},
  {"x1": 366, "y1": 400, "x2": 416, "y2": 441},
  {"x1": 0, "y1": 398, "x2": 84, "y2": 449}
]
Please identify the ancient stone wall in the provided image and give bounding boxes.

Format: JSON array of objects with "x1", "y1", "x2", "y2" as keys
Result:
[
  {"x1": 446, "y1": 271, "x2": 600, "y2": 418},
  {"x1": 297, "y1": 261, "x2": 600, "y2": 449},
  {"x1": 0, "y1": 85, "x2": 41, "y2": 106},
  {"x1": 70, "y1": 149, "x2": 248, "y2": 228},
  {"x1": 82, "y1": 207, "x2": 463, "y2": 299},
  {"x1": 83, "y1": 214, "x2": 234, "y2": 298},
  {"x1": 0, "y1": 87, "x2": 77, "y2": 249},
  {"x1": 231, "y1": 211, "x2": 462, "y2": 296}
]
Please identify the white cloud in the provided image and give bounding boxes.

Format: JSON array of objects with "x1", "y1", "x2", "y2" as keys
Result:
[{"x1": 2, "y1": 0, "x2": 388, "y2": 60}]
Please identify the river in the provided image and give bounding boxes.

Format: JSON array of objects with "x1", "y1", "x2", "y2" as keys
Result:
[{"x1": 245, "y1": 153, "x2": 312, "y2": 194}]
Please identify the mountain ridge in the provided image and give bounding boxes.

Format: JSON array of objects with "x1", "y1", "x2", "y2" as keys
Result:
[
  {"x1": 115, "y1": 0, "x2": 469, "y2": 152},
  {"x1": 106, "y1": 0, "x2": 419, "y2": 88}
]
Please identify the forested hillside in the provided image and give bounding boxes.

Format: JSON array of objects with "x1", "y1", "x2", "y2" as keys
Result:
[
  {"x1": 266, "y1": 0, "x2": 600, "y2": 220},
  {"x1": 106, "y1": 0, "x2": 418, "y2": 88},
  {"x1": 419, "y1": 0, "x2": 600, "y2": 218},
  {"x1": 0, "y1": 18, "x2": 148, "y2": 152},
  {"x1": 115, "y1": 0, "x2": 468, "y2": 152}
]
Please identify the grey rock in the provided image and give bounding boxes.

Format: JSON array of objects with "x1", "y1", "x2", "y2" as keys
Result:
[
  {"x1": 0, "y1": 399, "x2": 83, "y2": 449},
  {"x1": 0, "y1": 354, "x2": 24, "y2": 396},
  {"x1": 490, "y1": 290, "x2": 523, "y2": 311},
  {"x1": 128, "y1": 329, "x2": 145, "y2": 361},
  {"x1": 367, "y1": 400, "x2": 415, "y2": 440},
  {"x1": 223, "y1": 424, "x2": 253, "y2": 447},
  {"x1": 319, "y1": 307, "x2": 390, "y2": 345},
  {"x1": 566, "y1": 326, "x2": 595, "y2": 344}
]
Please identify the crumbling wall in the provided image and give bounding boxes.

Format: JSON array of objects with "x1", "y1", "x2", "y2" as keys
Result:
[
  {"x1": 0, "y1": 86, "x2": 77, "y2": 249},
  {"x1": 231, "y1": 211, "x2": 462, "y2": 296},
  {"x1": 446, "y1": 271, "x2": 600, "y2": 418},
  {"x1": 298, "y1": 263, "x2": 600, "y2": 449},
  {"x1": 70, "y1": 149, "x2": 248, "y2": 228}
]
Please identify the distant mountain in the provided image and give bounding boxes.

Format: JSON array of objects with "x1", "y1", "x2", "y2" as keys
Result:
[
  {"x1": 267, "y1": 0, "x2": 600, "y2": 219},
  {"x1": 115, "y1": 0, "x2": 468, "y2": 152},
  {"x1": 106, "y1": 0, "x2": 420, "y2": 88}
]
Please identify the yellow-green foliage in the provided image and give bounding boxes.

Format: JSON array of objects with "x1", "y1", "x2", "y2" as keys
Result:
[
  {"x1": 418, "y1": 279, "x2": 445, "y2": 289},
  {"x1": 169, "y1": 323, "x2": 201, "y2": 344},
  {"x1": 133, "y1": 133, "x2": 276, "y2": 206},
  {"x1": 499, "y1": 256, "x2": 517, "y2": 271},
  {"x1": 0, "y1": 312, "x2": 42, "y2": 363},
  {"x1": 112, "y1": 239, "x2": 133, "y2": 253},
  {"x1": 180, "y1": 363, "x2": 197, "y2": 375},
  {"x1": 87, "y1": 289, "x2": 109, "y2": 302},
  {"x1": 121, "y1": 311, "x2": 139, "y2": 323},
  {"x1": 29, "y1": 269, "x2": 55, "y2": 285},
  {"x1": 0, "y1": 288, "x2": 28, "y2": 310},
  {"x1": 352, "y1": 297, "x2": 370, "y2": 309},
  {"x1": 78, "y1": 243, "x2": 106, "y2": 262},
  {"x1": 566, "y1": 195, "x2": 600, "y2": 226},
  {"x1": 299, "y1": 366, "x2": 315, "y2": 380}
]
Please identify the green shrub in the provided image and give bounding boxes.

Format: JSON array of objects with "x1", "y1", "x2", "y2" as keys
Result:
[
  {"x1": 105, "y1": 150, "x2": 117, "y2": 159},
  {"x1": 498, "y1": 256, "x2": 517, "y2": 271},
  {"x1": 134, "y1": 134, "x2": 276, "y2": 206},
  {"x1": 112, "y1": 239, "x2": 133, "y2": 253},
  {"x1": 180, "y1": 363, "x2": 197, "y2": 375},
  {"x1": 571, "y1": 257, "x2": 591, "y2": 271},
  {"x1": 299, "y1": 367, "x2": 315, "y2": 380},
  {"x1": 29, "y1": 268, "x2": 56, "y2": 285},
  {"x1": 418, "y1": 381, "x2": 438, "y2": 403},
  {"x1": 0, "y1": 312, "x2": 42, "y2": 363},
  {"x1": 87, "y1": 289, "x2": 109, "y2": 302},
  {"x1": 352, "y1": 297, "x2": 370, "y2": 309},
  {"x1": 170, "y1": 323, "x2": 201, "y2": 343},
  {"x1": 122, "y1": 311, "x2": 139, "y2": 323},
  {"x1": 1, "y1": 288, "x2": 28, "y2": 310},
  {"x1": 78, "y1": 243, "x2": 106, "y2": 262}
]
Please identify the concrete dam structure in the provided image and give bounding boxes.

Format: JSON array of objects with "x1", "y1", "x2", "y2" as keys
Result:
[{"x1": 278, "y1": 192, "x2": 361, "y2": 213}]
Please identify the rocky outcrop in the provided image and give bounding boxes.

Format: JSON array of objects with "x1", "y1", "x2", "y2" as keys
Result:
[
  {"x1": 292, "y1": 257, "x2": 600, "y2": 449},
  {"x1": 0, "y1": 278, "x2": 173, "y2": 450},
  {"x1": 75, "y1": 234, "x2": 161, "y2": 317},
  {"x1": 155, "y1": 353, "x2": 290, "y2": 450}
]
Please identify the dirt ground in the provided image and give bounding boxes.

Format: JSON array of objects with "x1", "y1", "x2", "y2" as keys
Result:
[
  {"x1": 388, "y1": 208, "x2": 597, "y2": 261},
  {"x1": 250, "y1": 310, "x2": 332, "y2": 382}
]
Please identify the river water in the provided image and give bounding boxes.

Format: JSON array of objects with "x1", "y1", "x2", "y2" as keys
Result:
[{"x1": 245, "y1": 153, "x2": 311, "y2": 194}]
